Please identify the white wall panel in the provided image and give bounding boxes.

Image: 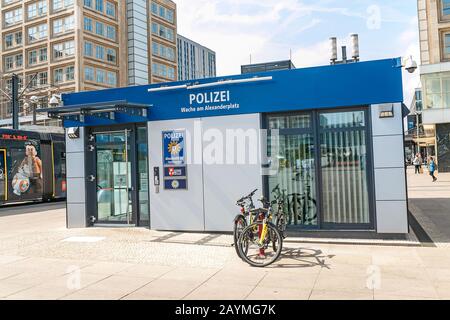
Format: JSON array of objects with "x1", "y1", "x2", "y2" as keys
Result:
[
  {"x1": 148, "y1": 119, "x2": 205, "y2": 231},
  {"x1": 202, "y1": 114, "x2": 263, "y2": 232},
  {"x1": 374, "y1": 168, "x2": 407, "y2": 201},
  {"x1": 372, "y1": 135, "x2": 405, "y2": 169},
  {"x1": 376, "y1": 201, "x2": 409, "y2": 234}
]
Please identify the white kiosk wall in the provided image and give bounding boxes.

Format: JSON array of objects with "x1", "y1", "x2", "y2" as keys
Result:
[
  {"x1": 148, "y1": 113, "x2": 263, "y2": 232},
  {"x1": 371, "y1": 103, "x2": 408, "y2": 233}
]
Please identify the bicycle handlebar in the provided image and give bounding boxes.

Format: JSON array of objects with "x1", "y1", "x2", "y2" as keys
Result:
[{"x1": 236, "y1": 189, "x2": 258, "y2": 205}]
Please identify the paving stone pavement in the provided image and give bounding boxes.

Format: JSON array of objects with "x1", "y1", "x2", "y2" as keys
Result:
[
  {"x1": 0, "y1": 171, "x2": 450, "y2": 300},
  {"x1": 408, "y1": 167, "x2": 450, "y2": 248}
]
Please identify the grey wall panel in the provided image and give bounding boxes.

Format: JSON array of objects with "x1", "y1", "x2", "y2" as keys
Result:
[
  {"x1": 67, "y1": 203, "x2": 87, "y2": 229},
  {"x1": 374, "y1": 168, "x2": 407, "y2": 201},
  {"x1": 376, "y1": 201, "x2": 408, "y2": 233},
  {"x1": 202, "y1": 114, "x2": 263, "y2": 232},
  {"x1": 371, "y1": 103, "x2": 403, "y2": 136},
  {"x1": 67, "y1": 178, "x2": 86, "y2": 204},
  {"x1": 148, "y1": 119, "x2": 205, "y2": 231},
  {"x1": 65, "y1": 127, "x2": 85, "y2": 153},
  {"x1": 372, "y1": 135, "x2": 405, "y2": 168},
  {"x1": 66, "y1": 152, "x2": 85, "y2": 178}
]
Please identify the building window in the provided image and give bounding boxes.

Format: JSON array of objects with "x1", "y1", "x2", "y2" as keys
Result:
[
  {"x1": 40, "y1": 48, "x2": 48, "y2": 62},
  {"x1": 28, "y1": 24, "x2": 48, "y2": 42},
  {"x1": 53, "y1": 15, "x2": 75, "y2": 35},
  {"x1": 106, "y1": 26, "x2": 116, "y2": 41},
  {"x1": 4, "y1": 56, "x2": 14, "y2": 70},
  {"x1": 53, "y1": 40, "x2": 75, "y2": 59},
  {"x1": 29, "y1": 51, "x2": 38, "y2": 65},
  {"x1": 96, "y1": 69, "x2": 106, "y2": 83},
  {"x1": 106, "y1": 48, "x2": 116, "y2": 63},
  {"x1": 423, "y1": 72, "x2": 450, "y2": 109},
  {"x1": 54, "y1": 68, "x2": 64, "y2": 83},
  {"x1": 39, "y1": 72, "x2": 48, "y2": 86},
  {"x1": 84, "y1": 17, "x2": 92, "y2": 31},
  {"x1": 151, "y1": 22, "x2": 175, "y2": 42},
  {"x1": 152, "y1": 42, "x2": 175, "y2": 61},
  {"x1": 84, "y1": 0, "x2": 92, "y2": 8},
  {"x1": 96, "y1": 22, "x2": 104, "y2": 36},
  {"x1": 106, "y1": 1, "x2": 115, "y2": 18},
  {"x1": 151, "y1": 2, "x2": 174, "y2": 23},
  {"x1": 4, "y1": 31, "x2": 21, "y2": 49},
  {"x1": 107, "y1": 71, "x2": 117, "y2": 86},
  {"x1": 95, "y1": 45, "x2": 104, "y2": 60},
  {"x1": 4, "y1": 8, "x2": 23, "y2": 27},
  {"x1": 95, "y1": 0, "x2": 103, "y2": 12},
  {"x1": 27, "y1": 1, "x2": 48, "y2": 20},
  {"x1": 85, "y1": 66, "x2": 94, "y2": 81},
  {"x1": 65, "y1": 66, "x2": 75, "y2": 81},
  {"x1": 84, "y1": 41, "x2": 93, "y2": 56},
  {"x1": 53, "y1": 0, "x2": 63, "y2": 11},
  {"x1": 443, "y1": 0, "x2": 450, "y2": 16},
  {"x1": 152, "y1": 62, "x2": 175, "y2": 80}
]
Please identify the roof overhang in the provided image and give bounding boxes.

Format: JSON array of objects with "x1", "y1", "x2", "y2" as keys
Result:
[{"x1": 38, "y1": 100, "x2": 151, "y2": 127}]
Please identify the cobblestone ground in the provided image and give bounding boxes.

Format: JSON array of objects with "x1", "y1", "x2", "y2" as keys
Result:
[{"x1": 1, "y1": 173, "x2": 450, "y2": 300}]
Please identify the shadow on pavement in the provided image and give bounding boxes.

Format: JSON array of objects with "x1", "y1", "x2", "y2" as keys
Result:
[{"x1": 267, "y1": 247, "x2": 334, "y2": 269}]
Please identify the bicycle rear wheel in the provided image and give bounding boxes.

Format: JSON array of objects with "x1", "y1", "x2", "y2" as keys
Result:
[
  {"x1": 237, "y1": 222, "x2": 283, "y2": 267},
  {"x1": 233, "y1": 215, "x2": 247, "y2": 258}
]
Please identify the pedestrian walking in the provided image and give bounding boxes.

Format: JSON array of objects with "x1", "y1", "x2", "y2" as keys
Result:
[
  {"x1": 429, "y1": 157, "x2": 437, "y2": 182},
  {"x1": 413, "y1": 153, "x2": 422, "y2": 174}
]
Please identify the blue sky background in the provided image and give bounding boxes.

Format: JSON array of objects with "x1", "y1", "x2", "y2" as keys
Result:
[{"x1": 176, "y1": 0, "x2": 420, "y2": 105}]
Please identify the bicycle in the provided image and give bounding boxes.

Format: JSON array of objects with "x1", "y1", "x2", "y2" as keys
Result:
[
  {"x1": 236, "y1": 197, "x2": 283, "y2": 267},
  {"x1": 233, "y1": 189, "x2": 257, "y2": 257}
]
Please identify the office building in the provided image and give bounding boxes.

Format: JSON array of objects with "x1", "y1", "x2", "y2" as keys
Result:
[
  {"x1": 177, "y1": 34, "x2": 216, "y2": 81},
  {"x1": 0, "y1": 0, "x2": 178, "y2": 126},
  {"x1": 417, "y1": 0, "x2": 450, "y2": 171}
]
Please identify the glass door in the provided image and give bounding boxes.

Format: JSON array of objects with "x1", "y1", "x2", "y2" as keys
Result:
[
  {"x1": 267, "y1": 114, "x2": 318, "y2": 228},
  {"x1": 0, "y1": 149, "x2": 6, "y2": 202},
  {"x1": 95, "y1": 131, "x2": 133, "y2": 224}
]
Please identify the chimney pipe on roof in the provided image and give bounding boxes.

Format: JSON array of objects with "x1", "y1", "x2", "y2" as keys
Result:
[
  {"x1": 330, "y1": 37, "x2": 337, "y2": 64},
  {"x1": 351, "y1": 34, "x2": 360, "y2": 61}
]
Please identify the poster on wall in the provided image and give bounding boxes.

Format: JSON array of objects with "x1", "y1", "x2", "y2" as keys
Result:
[
  {"x1": 162, "y1": 130, "x2": 188, "y2": 190},
  {"x1": 163, "y1": 130, "x2": 186, "y2": 166},
  {"x1": 8, "y1": 140, "x2": 44, "y2": 201}
]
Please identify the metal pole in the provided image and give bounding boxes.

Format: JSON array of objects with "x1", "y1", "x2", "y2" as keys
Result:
[
  {"x1": 416, "y1": 113, "x2": 420, "y2": 155},
  {"x1": 11, "y1": 74, "x2": 19, "y2": 130},
  {"x1": 32, "y1": 103, "x2": 37, "y2": 125}
]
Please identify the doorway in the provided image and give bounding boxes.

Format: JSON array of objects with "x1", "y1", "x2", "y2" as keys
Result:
[{"x1": 88, "y1": 124, "x2": 149, "y2": 227}]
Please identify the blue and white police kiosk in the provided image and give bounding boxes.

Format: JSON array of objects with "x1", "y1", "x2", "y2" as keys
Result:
[{"x1": 54, "y1": 58, "x2": 409, "y2": 235}]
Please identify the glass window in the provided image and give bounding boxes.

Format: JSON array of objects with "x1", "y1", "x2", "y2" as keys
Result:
[
  {"x1": 5, "y1": 34, "x2": 13, "y2": 48},
  {"x1": 106, "y1": 25, "x2": 116, "y2": 41},
  {"x1": 29, "y1": 50, "x2": 38, "y2": 65},
  {"x1": 443, "y1": 0, "x2": 450, "y2": 16},
  {"x1": 95, "y1": 0, "x2": 103, "y2": 12},
  {"x1": 54, "y1": 68, "x2": 64, "y2": 83},
  {"x1": 39, "y1": 48, "x2": 47, "y2": 62},
  {"x1": 4, "y1": 8, "x2": 23, "y2": 27},
  {"x1": 106, "y1": 2, "x2": 115, "y2": 17},
  {"x1": 96, "y1": 22, "x2": 104, "y2": 36},
  {"x1": 319, "y1": 111, "x2": 365, "y2": 129},
  {"x1": 96, "y1": 69, "x2": 106, "y2": 83},
  {"x1": 53, "y1": 0, "x2": 63, "y2": 11},
  {"x1": 84, "y1": 41, "x2": 93, "y2": 56},
  {"x1": 39, "y1": 72, "x2": 48, "y2": 85},
  {"x1": 84, "y1": 0, "x2": 92, "y2": 8},
  {"x1": 106, "y1": 48, "x2": 116, "y2": 63},
  {"x1": 85, "y1": 66, "x2": 94, "y2": 81},
  {"x1": 107, "y1": 71, "x2": 117, "y2": 86},
  {"x1": 84, "y1": 17, "x2": 92, "y2": 32},
  {"x1": 95, "y1": 45, "x2": 104, "y2": 60},
  {"x1": 53, "y1": 19, "x2": 63, "y2": 34},
  {"x1": 65, "y1": 66, "x2": 75, "y2": 81},
  {"x1": 444, "y1": 33, "x2": 450, "y2": 58}
]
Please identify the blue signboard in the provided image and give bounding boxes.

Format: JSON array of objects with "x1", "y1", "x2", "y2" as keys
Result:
[
  {"x1": 163, "y1": 130, "x2": 185, "y2": 166},
  {"x1": 61, "y1": 58, "x2": 404, "y2": 128},
  {"x1": 164, "y1": 178, "x2": 187, "y2": 190}
]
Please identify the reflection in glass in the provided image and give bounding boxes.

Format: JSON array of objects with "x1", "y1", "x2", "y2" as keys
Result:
[
  {"x1": 268, "y1": 132, "x2": 317, "y2": 227},
  {"x1": 137, "y1": 127, "x2": 149, "y2": 226},
  {"x1": 320, "y1": 112, "x2": 370, "y2": 225},
  {"x1": 96, "y1": 131, "x2": 132, "y2": 223}
]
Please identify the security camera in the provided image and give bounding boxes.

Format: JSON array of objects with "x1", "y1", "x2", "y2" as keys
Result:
[
  {"x1": 405, "y1": 59, "x2": 418, "y2": 74},
  {"x1": 403, "y1": 56, "x2": 418, "y2": 74}
]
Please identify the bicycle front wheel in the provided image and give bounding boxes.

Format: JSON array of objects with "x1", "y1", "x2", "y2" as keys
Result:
[{"x1": 237, "y1": 222, "x2": 283, "y2": 267}]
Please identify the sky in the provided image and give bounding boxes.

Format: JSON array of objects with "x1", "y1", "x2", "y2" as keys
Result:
[{"x1": 176, "y1": 0, "x2": 420, "y2": 106}]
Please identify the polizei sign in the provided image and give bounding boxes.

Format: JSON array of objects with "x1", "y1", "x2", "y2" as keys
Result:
[{"x1": 182, "y1": 90, "x2": 240, "y2": 114}]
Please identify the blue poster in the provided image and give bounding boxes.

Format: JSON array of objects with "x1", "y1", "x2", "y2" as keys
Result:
[{"x1": 163, "y1": 130, "x2": 185, "y2": 166}]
